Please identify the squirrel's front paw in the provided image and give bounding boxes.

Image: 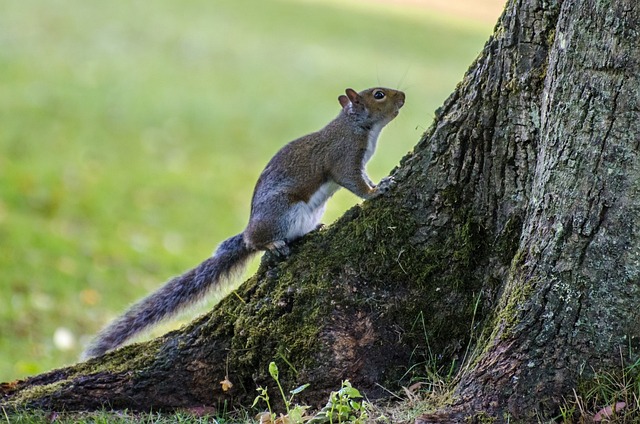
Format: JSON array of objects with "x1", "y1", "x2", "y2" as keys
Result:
[{"x1": 375, "y1": 176, "x2": 397, "y2": 195}]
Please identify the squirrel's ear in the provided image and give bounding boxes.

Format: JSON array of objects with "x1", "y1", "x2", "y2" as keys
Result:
[
  {"x1": 345, "y1": 88, "x2": 360, "y2": 104},
  {"x1": 338, "y1": 94, "x2": 350, "y2": 108}
]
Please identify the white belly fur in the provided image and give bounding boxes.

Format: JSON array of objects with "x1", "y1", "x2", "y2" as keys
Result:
[
  {"x1": 285, "y1": 181, "x2": 340, "y2": 240},
  {"x1": 363, "y1": 122, "x2": 383, "y2": 165}
]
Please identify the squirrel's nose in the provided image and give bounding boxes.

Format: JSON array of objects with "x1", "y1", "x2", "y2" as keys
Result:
[{"x1": 397, "y1": 93, "x2": 405, "y2": 107}]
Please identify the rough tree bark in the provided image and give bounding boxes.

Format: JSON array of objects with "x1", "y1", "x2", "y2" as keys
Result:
[{"x1": 1, "y1": 0, "x2": 639, "y2": 421}]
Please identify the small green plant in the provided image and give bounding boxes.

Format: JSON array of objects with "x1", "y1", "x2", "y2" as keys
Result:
[
  {"x1": 308, "y1": 381, "x2": 369, "y2": 424},
  {"x1": 252, "y1": 361, "x2": 310, "y2": 423},
  {"x1": 253, "y1": 385, "x2": 274, "y2": 420},
  {"x1": 253, "y1": 362, "x2": 369, "y2": 424}
]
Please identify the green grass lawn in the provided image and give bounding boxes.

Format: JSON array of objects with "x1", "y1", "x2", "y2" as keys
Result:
[{"x1": 0, "y1": 0, "x2": 494, "y2": 382}]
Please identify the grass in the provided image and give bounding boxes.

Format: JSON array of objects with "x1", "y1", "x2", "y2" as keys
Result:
[
  {"x1": 0, "y1": 0, "x2": 495, "y2": 383},
  {"x1": 1, "y1": 408, "x2": 252, "y2": 424},
  {"x1": 556, "y1": 355, "x2": 640, "y2": 423}
]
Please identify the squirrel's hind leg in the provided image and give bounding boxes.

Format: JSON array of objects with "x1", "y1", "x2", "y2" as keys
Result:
[
  {"x1": 243, "y1": 221, "x2": 291, "y2": 257},
  {"x1": 266, "y1": 239, "x2": 291, "y2": 257}
]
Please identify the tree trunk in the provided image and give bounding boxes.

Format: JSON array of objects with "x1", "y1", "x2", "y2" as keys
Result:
[{"x1": 2, "y1": 0, "x2": 639, "y2": 421}]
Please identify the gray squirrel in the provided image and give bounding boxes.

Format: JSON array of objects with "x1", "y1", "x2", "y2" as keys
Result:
[{"x1": 82, "y1": 87, "x2": 405, "y2": 359}]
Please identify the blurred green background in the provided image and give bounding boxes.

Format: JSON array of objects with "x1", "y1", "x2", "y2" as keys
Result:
[{"x1": 0, "y1": 0, "x2": 501, "y2": 381}]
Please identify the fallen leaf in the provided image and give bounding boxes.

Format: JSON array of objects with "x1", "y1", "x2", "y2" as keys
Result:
[
  {"x1": 186, "y1": 406, "x2": 216, "y2": 417},
  {"x1": 256, "y1": 411, "x2": 273, "y2": 424},
  {"x1": 220, "y1": 377, "x2": 233, "y2": 391},
  {"x1": 593, "y1": 402, "x2": 626, "y2": 421}
]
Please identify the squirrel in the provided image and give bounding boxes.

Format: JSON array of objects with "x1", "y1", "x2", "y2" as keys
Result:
[{"x1": 82, "y1": 87, "x2": 405, "y2": 359}]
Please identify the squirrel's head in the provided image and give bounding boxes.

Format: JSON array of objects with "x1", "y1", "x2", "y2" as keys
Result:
[{"x1": 338, "y1": 87, "x2": 405, "y2": 126}]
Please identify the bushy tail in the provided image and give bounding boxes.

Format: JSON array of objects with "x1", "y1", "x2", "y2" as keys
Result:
[{"x1": 82, "y1": 233, "x2": 254, "y2": 359}]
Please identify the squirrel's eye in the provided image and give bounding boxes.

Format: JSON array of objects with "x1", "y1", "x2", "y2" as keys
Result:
[{"x1": 373, "y1": 90, "x2": 385, "y2": 100}]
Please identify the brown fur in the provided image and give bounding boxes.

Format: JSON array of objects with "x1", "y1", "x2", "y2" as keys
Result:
[{"x1": 83, "y1": 87, "x2": 404, "y2": 358}]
